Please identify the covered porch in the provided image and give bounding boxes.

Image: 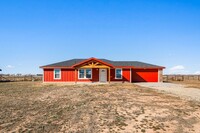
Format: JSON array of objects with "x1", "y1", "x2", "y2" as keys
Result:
[{"x1": 73, "y1": 59, "x2": 112, "y2": 83}]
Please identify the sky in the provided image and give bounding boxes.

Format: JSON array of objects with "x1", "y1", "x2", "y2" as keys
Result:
[{"x1": 0, "y1": 0, "x2": 200, "y2": 75}]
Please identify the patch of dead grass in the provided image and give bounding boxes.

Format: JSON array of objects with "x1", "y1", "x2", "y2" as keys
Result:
[
  {"x1": 0, "y1": 82, "x2": 200, "y2": 132},
  {"x1": 169, "y1": 80, "x2": 200, "y2": 89}
]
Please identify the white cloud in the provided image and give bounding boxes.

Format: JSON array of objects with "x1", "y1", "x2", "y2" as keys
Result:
[
  {"x1": 6, "y1": 65, "x2": 15, "y2": 69},
  {"x1": 194, "y1": 71, "x2": 200, "y2": 75},
  {"x1": 167, "y1": 65, "x2": 189, "y2": 74},
  {"x1": 170, "y1": 65, "x2": 185, "y2": 71}
]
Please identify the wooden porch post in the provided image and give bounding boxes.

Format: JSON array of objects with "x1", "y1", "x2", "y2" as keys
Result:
[{"x1": 108, "y1": 68, "x2": 111, "y2": 83}]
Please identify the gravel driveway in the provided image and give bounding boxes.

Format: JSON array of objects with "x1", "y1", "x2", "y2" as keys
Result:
[{"x1": 135, "y1": 83, "x2": 200, "y2": 102}]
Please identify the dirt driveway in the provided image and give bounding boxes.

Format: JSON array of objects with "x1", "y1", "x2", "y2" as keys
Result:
[
  {"x1": 135, "y1": 83, "x2": 200, "y2": 102},
  {"x1": 0, "y1": 82, "x2": 200, "y2": 133}
]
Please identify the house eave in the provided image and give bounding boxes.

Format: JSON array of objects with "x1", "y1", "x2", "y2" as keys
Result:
[{"x1": 40, "y1": 66, "x2": 165, "y2": 70}]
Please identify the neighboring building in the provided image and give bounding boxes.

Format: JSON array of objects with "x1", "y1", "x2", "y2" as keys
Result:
[{"x1": 40, "y1": 57, "x2": 165, "y2": 83}]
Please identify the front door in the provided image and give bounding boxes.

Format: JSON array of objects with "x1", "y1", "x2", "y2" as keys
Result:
[{"x1": 99, "y1": 69, "x2": 107, "y2": 82}]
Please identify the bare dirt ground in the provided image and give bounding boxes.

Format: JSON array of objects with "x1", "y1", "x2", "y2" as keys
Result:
[
  {"x1": 136, "y1": 83, "x2": 200, "y2": 102},
  {"x1": 0, "y1": 82, "x2": 200, "y2": 133}
]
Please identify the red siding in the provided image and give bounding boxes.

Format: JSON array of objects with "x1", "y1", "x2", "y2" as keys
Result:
[
  {"x1": 44, "y1": 69, "x2": 75, "y2": 82},
  {"x1": 132, "y1": 69, "x2": 158, "y2": 82},
  {"x1": 44, "y1": 68, "x2": 99, "y2": 82},
  {"x1": 44, "y1": 69, "x2": 53, "y2": 82},
  {"x1": 92, "y1": 68, "x2": 99, "y2": 82},
  {"x1": 62, "y1": 69, "x2": 75, "y2": 81},
  {"x1": 123, "y1": 69, "x2": 131, "y2": 82},
  {"x1": 44, "y1": 68, "x2": 158, "y2": 83},
  {"x1": 110, "y1": 68, "x2": 131, "y2": 82}
]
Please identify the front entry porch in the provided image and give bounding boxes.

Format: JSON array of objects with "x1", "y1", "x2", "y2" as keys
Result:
[{"x1": 73, "y1": 59, "x2": 112, "y2": 83}]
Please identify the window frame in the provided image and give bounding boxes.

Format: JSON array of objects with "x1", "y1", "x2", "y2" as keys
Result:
[
  {"x1": 86, "y1": 69, "x2": 92, "y2": 79},
  {"x1": 78, "y1": 69, "x2": 85, "y2": 79},
  {"x1": 54, "y1": 69, "x2": 61, "y2": 80},
  {"x1": 78, "y1": 69, "x2": 92, "y2": 79},
  {"x1": 115, "y1": 68, "x2": 122, "y2": 79}
]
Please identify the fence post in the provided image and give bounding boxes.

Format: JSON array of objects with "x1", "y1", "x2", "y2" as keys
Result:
[{"x1": 31, "y1": 75, "x2": 34, "y2": 81}]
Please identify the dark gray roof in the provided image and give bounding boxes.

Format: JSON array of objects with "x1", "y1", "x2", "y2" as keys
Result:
[
  {"x1": 43, "y1": 59, "x2": 85, "y2": 67},
  {"x1": 41, "y1": 58, "x2": 164, "y2": 68}
]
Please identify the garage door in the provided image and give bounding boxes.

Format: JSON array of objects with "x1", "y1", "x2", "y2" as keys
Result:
[{"x1": 132, "y1": 69, "x2": 158, "y2": 82}]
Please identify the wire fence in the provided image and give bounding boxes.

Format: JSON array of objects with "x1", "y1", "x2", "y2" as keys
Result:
[
  {"x1": 0, "y1": 75, "x2": 42, "y2": 82},
  {"x1": 163, "y1": 75, "x2": 200, "y2": 82}
]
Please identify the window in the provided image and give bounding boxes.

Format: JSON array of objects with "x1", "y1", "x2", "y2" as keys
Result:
[
  {"x1": 115, "y1": 68, "x2": 122, "y2": 79},
  {"x1": 54, "y1": 69, "x2": 61, "y2": 79},
  {"x1": 79, "y1": 69, "x2": 85, "y2": 79},
  {"x1": 78, "y1": 69, "x2": 92, "y2": 79},
  {"x1": 86, "y1": 69, "x2": 92, "y2": 78}
]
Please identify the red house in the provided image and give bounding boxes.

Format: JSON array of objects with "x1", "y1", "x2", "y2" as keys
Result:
[{"x1": 40, "y1": 57, "x2": 165, "y2": 83}]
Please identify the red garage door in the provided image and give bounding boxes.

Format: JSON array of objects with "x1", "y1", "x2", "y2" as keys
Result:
[{"x1": 132, "y1": 69, "x2": 158, "y2": 82}]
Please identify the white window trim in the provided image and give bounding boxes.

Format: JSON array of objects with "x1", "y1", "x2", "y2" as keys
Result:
[
  {"x1": 115, "y1": 68, "x2": 122, "y2": 79},
  {"x1": 54, "y1": 69, "x2": 61, "y2": 80},
  {"x1": 78, "y1": 69, "x2": 92, "y2": 79}
]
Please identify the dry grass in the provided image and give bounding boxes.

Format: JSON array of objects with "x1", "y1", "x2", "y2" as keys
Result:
[
  {"x1": 169, "y1": 80, "x2": 200, "y2": 89},
  {"x1": 0, "y1": 82, "x2": 200, "y2": 133}
]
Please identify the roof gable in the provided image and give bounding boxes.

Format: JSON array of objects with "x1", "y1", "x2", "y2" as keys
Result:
[{"x1": 72, "y1": 57, "x2": 113, "y2": 68}]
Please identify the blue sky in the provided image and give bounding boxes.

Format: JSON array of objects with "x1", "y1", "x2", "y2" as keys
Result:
[{"x1": 0, "y1": 0, "x2": 200, "y2": 74}]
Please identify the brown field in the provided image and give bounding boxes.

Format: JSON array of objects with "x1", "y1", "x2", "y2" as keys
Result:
[
  {"x1": 169, "y1": 80, "x2": 200, "y2": 89},
  {"x1": 0, "y1": 82, "x2": 200, "y2": 133}
]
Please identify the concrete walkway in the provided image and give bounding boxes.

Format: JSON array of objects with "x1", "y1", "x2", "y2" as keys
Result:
[{"x1": 135, "y1": 83, "x2": 200, "y2": 102}]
